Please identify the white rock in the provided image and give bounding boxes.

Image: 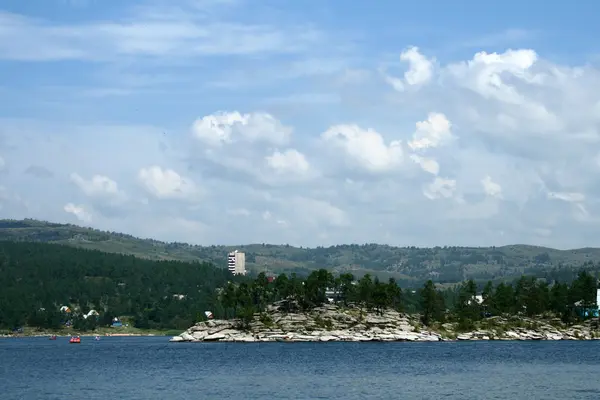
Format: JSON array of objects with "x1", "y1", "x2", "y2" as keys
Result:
[
  {"x1": 204, "y1": 333, "x2": 226, "y2": 341},
  {"x1": 319, "y1": 335, "x2": 338, "y2": 342},
  {"x1": 192, "y1": 331, "x2": 208, "y2": 340},
  {"x1": 505, "y1": 331, "x2": 520, "y2": 339},
  {"x1": 180, "y1": 332, "x2": 195, "y2": 342}
]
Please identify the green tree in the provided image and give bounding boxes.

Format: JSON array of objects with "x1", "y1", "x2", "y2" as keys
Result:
[
  {"x1": 515, "y1": 277, "x2": 549, "y2": 316},
  {"x1": 482, "y1": 281, "x2": 494, "y2": 312},
  {"x1": 549, "y1": 282, "x2": 573, "y2": 323},
  {"x1": 386, "y1": 278, "x2": 403, "y2": 311},
  {"x1": 372, "y1": 278, "x2": 389, "y2": 315},
  {"x1": 492, "y1": 283, "x2": 515, "y2": 314},
  {"x1": 455, "y1": 279, "x2": 480, "y2": 329},
  {"x1": 358, "y1": 274, "x2": 374, "y2": 310},
  {"x1": 420, "y1": 280, "x2": 444, "y2": 326},
  {"x1": 337, "y1": 273, "x2": 356, "y2": 306},
  {"x1": 570, "y1": 271, "x2": 597, "y2": 309}
]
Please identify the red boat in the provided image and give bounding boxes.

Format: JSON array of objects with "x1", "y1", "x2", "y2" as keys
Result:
[{"x1": 69, "y1": 336, "x2": 81, "y2": 344}]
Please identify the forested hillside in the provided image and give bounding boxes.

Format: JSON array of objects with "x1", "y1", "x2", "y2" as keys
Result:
[
  {"x1": 0, "y1": 241, "x2": 234, "y2": 330},
  {"x1": 0, "y1": 239, "x2": 597, "y2": 333},
  {"x1": 2, "y1": 219, "x2": 600, "y2": 286}
]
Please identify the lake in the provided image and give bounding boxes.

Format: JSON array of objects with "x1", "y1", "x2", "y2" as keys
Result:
[{"x1": 1, "y1": 337, "x2": 599, "y2": 399}]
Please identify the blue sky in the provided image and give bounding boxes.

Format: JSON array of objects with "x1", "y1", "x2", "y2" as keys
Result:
[{"x1": 1, "y1": 0, "x2": 600, "y2": 248}]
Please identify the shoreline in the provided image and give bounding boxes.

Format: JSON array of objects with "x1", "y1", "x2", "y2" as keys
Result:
[
  {"x1": 0, "y1": 333, "x2": 166, "y2": 338},
  {"x1": 170, "y1": 305, "x2": 600, "y2": 343},
  {"x1": 0, "y1": 329, "x2": 177, "y2": 338}
]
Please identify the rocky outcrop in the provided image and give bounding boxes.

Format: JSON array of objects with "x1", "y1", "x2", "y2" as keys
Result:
[{"x1": 170, "y1": 305, "x2": 600, "y2": 343}]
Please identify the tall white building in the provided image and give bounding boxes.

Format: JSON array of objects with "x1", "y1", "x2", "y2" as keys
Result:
[{"x1": 227, "y1": 250, "x2": 246, "y2": 275}]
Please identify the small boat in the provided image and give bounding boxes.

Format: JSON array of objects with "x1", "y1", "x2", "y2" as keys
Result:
[
  {"x1": 69, "y1": 336, "x2": 81, "y2": 344},
  {"x1": 49, "y1": 335, "x2": 57, "y2": 340},
  {"x1": 94, "y1": 336, "x2": 100, "y2": 341}
]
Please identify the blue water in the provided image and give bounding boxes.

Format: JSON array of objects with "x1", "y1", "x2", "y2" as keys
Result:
[{"x1": 1, "y1": 337, "x2": 599, "y2": 399}]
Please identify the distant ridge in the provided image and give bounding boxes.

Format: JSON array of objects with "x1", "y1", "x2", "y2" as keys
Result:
[{"x1": 1, "y1": 218, "x2": 600, "y2": 287}]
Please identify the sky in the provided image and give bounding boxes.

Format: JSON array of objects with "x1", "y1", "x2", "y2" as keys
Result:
[{"x1": 1, "y1": 0, "x2": 600, "y2": 248}]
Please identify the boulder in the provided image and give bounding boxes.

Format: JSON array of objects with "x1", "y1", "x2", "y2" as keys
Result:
[
  {"x1": 180, "y1": 332, "x2": 195, "y2": 342},
  {"x1": 204, "y1": 333, "x2": 227, "y2": 341}
]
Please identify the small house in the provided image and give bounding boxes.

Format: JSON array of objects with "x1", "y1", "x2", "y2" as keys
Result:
[
  {"x1": 59, "y1": 306, "x2": 71, "y2": 313},
  {"x1": 83, "y1": 309, "x2": 99, "y2": 319}
]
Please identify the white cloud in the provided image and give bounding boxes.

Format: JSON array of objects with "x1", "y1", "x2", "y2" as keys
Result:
[
  {"x1": 408, "y1": 113, "x2": 453, "y2": 151},
  {"x1": 321, "y1": 124, "x2": 403, "y2": 173},
  {"x1": 410, "y1": 154, "x2": 439, "y2": 175},
  {"x1": 445, "y1": 49, "x2": 540, "y2": 105},
  {"x1": 401, "y1": 46, "x2": 435, "y2": 86},
  {"x1": 64, "y1": 202, "x2": 92, "y2": 222},
  {"x1": 138, "y1": 166, "x2": 200, "y2": 200},
  {"x1": 423, "y1": 177, "x2": 457, "y2": 200},
  {"x1": 291, "y1": 198, "x2": 349, "y2": 228},
  {"x1": 265, "y1": 149, "x2": 310, "y2": 175},
  {"x1": 0, "y1": 5, "x2": 323, "y2": 62},
  {"x1": 547, "y1": 191, "x2": 585, "y2": 203},
  {"x1": 383, "y1": 46, "x2": 434, "y2": 91},
  {"x1": 481, "y1": 176, "x2": 503, "y2": 198},
  {"x1": 192, "y1": 111, "x2": 291, "y2": 147},
  {"x1": 70, "y1": 173, "x2": 124, "y2": 199}
]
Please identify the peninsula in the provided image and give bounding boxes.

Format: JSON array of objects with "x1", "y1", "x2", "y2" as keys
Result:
[
  {"x1": 171, "y1": 303, "x2": 600, "y2": 343},
  {"x1": 171, "y1": 268, "x2": 600, "y2": 343}
]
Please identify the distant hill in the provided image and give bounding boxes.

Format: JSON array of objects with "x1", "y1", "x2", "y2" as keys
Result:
[{"x1": 1, "y1": 219, "x2": 600, "y2": 287}]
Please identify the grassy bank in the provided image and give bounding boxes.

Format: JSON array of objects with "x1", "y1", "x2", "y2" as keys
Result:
[{"x1": 0, "y1": 326, "x2": 182, "y2": 338}]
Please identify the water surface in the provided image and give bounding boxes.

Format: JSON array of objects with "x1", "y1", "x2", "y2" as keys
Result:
[{"x1": 1, "y1": 337, "x2": 599, "y2": 399}]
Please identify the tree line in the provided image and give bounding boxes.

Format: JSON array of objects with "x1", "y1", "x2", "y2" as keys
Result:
[
  {"x1": 421, "y1": 272, "x2": 598, "y2": 329},
  {"x1": 217, "y1": 269, "x2": 598, "y2": 328},
  {"x1": 216, "y1": 270, "x2": 404, "y2": 326}
]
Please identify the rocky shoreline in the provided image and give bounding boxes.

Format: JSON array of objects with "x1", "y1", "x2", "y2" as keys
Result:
[{"x1": 171, "y1": 304, "x2": 600, "y2": 343}]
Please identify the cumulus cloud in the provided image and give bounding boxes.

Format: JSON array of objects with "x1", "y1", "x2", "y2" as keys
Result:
[
  {"x1": 383, "y1": 46, "x2": 435, "y2": 91},
  {"x1": 407, "y1": 113, "x2": 453, "y2": 151},
  {"x1": 191, "y1": 111, "x2": 292, "y2": 147},
  {"x1": 64, "y1": 203, "x2": 92, "y2": 222},
  {"x1": 424, "y1": 177, "x2": 457, "y2": 200},
  {"x1": 321, "y1": 124, "x2": 403, "y2": 173},
  {"x1": 138, "y1": 166, "x2": 201, "y2": 201},
  {"x1": 265, "y1": 149, "x2": 311, "y2": 175},
  {"x1": 70, "y1": 173, "x2": 124, "y2": 200}
]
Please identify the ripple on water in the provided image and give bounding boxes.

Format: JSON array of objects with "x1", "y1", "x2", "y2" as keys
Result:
[{"x1": 1, "y1": 338, "x2": 599, "y2": 400}]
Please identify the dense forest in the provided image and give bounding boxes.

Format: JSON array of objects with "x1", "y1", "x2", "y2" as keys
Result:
[
  {"x1": 0, "y1": 240, "x2": 598, "y2": 333},
  {"x1": 0, "y1": 241, "x2": 235, "y2": 331},
  {"x1": 4, "y1": 219, "x2": 600, "y2": 285},
  {"x1": 220, "y1": 269, "x2": 599, "y2": 330}
]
